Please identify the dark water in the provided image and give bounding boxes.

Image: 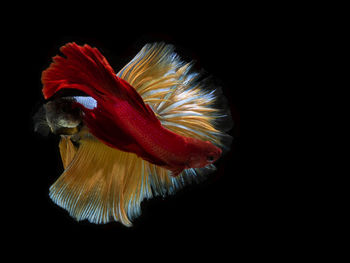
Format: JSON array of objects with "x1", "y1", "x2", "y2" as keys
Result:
[{"x1": 6, "y1": 8, "x2": 243, "y2": 256}]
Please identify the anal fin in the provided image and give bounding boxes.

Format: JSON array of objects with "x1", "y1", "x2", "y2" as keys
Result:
[{"x1": 51, "y1": 135, "x2": 154, "y2": 226}]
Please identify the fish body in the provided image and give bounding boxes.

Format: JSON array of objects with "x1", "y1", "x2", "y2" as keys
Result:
[
  {"x1": 37, "y1": 42, "x2": 232, "y2": 225},
  {"x1": 42, "y1": 43, "x2": 221, "y2": 175},
  {"x1": 76, "y1": 92, "x2": 221, "y2": 175}
]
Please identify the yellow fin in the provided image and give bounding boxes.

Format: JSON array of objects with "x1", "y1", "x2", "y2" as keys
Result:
[
  {"x1": 52, "y1": 133, "x2": 213, "y2": 225},
  {"x1": 59, "y1": 136, "x2": 77, "y2": 169},
  {"x1": 50, "y1": 136, "x2": 153, "y2": 226},
  {"x1": 116, "y1": 42, "x2": 232, "y2": 204},
  {"x1": 117, "y1": 42, "x2": 231, "y2": 149}
]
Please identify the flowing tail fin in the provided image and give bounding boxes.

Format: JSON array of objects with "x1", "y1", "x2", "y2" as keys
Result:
[
  {"x1": 117, "y1": 42, "x2": 232, "y2": 197},
  {"x1": 117, "y1": 43, "x2": 232, "y2": 151}
]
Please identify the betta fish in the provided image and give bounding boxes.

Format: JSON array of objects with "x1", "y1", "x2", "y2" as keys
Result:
[{"x1": 34, "y1": 42, "x2": 232, "y2": 226}]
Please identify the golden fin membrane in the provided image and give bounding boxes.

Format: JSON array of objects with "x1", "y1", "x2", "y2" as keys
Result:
[
  {"x1": 117, "y1": 43, "x2": 231, "y2": 150},
  {"x1": 118, "y1": 43, "x2": 232, "y2": 156},
  {"x1": 50, "y1": 136, "x2": 152, "y2": 226}
]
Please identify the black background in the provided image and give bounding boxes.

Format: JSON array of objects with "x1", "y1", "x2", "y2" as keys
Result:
[{"x1": 7, "y1": 6, "x2": 243, "y2": 254}]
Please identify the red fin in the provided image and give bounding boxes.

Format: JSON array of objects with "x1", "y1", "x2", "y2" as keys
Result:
[
  {"x1": 41, "y1": 42, "x2": 159, "y2": 123},
  {"x1": 42, "y1": 43, "x2": 117, "y2": 99}
]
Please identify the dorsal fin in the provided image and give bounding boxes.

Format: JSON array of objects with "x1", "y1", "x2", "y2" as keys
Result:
[
  {"x1": 42, "y1": 42, "x2": 159, "y2": 123},
  {"x1": 42, "y1": 43, "x2": 118, "y2": 99}
]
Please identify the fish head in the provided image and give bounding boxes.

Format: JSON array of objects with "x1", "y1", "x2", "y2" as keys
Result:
[
  {"x1": 44, "y1": 98, "x2": 82, "y2": 134},
  {"x1": 187, "y1": 139, "x2": 222, "y2": 168}
]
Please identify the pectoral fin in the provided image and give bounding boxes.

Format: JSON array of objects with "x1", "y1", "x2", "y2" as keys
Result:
[{"x1": 59, "y1": 136, "x2": 78, "y2": 169}]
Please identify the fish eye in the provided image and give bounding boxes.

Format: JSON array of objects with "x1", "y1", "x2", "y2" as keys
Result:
[{"x1": 207, "y1": 155, "x2": 214, "y2": 162}]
